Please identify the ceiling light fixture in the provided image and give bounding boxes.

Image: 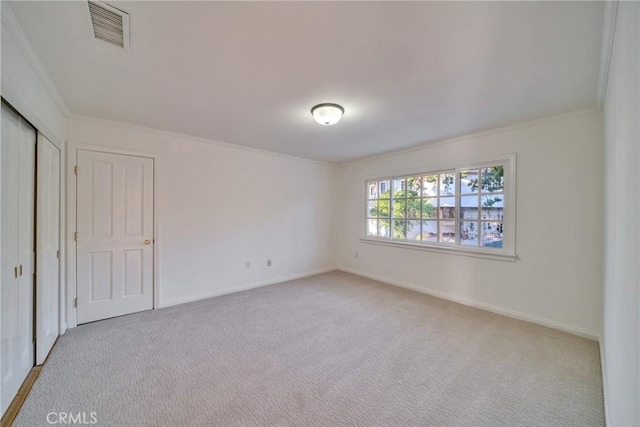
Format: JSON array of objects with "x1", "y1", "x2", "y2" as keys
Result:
[{"x1": 311, "y1": 103, "x2": 344, "y2": 126}]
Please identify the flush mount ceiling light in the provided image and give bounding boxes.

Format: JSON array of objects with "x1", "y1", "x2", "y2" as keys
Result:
[{"x1": 311, "y1": 103, "x2": 344, "y2": 126}]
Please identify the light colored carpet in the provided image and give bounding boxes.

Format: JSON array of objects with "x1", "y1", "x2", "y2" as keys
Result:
[{"x1": 15, "y1": 271, "x2": 604, "y2": 426}]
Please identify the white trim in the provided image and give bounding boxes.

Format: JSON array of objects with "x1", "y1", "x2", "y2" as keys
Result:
[
  {"x1": 157, "y1": 267, "x2": 338, "y2": 308},
  {"x1": 68, "y1": 114, "x2": 333, "y2": 167},
  {"x1": 0, "y1": 3, "x2": 70, "y2": 116},
  {"x1": 338, "y1": 267, "x2": 599, "y2": 341},
  {"x1": 599, "y1": 334, "x2": 610, "y2": 426},
  {"x1": 337, "y1": 108, "x2": 598, "y2": 166},
  {"x1": 597, "y1": 1, "x2": 619, "y2": 110},
  {"x1": 65, "y1": 143, "x2": 160, "y2": 329},
  {"x1": 359, "y1": 238, "x2": 517, "y2": 262},
  {"x1": 1, "y1": 74, "x2": 65, "y2": 150}
]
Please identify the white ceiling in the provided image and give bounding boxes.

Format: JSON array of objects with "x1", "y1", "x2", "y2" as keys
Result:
[{"x1": 9, "y1": 1, "x2": 604, "y2": 163}]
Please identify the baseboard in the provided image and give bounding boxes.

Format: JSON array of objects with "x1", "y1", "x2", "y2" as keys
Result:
[
  {"x1": 338, "y1": 267, "x2": 600, "y2": 341},
  {"x1": 599, "y1": 333, "x2": 610, "y2": 426},
  {"x1": 157, "y1": 267, "x2": 339, "y2": 309},
  {"x1": 0, "y1": 366, "x2": 42, "y2": 426}
]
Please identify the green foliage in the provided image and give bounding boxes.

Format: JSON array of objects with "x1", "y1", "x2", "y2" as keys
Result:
[
  {"x1": 369, "y1": 176, "x2": 439, "y2": 239},
  {"x1": 441, "y1": 174, "x2": 454, "y2": 194},
  {"x1": 467, "y1": 166, "x2": 504, "y2": 193},
  {"x1": 482, "y1": 196, "x2": 503, "y2": 208},
  {"x1": 370, "y1": 167, "x2": 505, "y2": 240}
]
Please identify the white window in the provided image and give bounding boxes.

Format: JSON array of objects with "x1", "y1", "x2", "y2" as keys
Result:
[{"x1": 364, "y1": 155, "x2": 516, "y2": 260}]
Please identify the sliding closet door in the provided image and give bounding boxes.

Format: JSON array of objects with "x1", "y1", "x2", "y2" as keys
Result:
[
  {"x1": 1, "y1": 104, "x2": 22, "y2": 415},
  {"x1": 17, "y1": 108, "x2": 35, "y2": 372},
  {"x1": 0, "y1": 103, "x2": 36, "y2": 415},
  {"x1": 36, "y1": 134, "x2": 60, "y2": 365}
]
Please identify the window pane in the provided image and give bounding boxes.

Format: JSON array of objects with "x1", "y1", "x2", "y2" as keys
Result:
[
  {"x1": 392, "y1": 220, "x2": 406, "y2": 239},
  {"x1": 440, "y1": 197, "x2": 455, "y2": 219},
  {"x1": 460, "y1": 221, "x2": 479, "y2": 246},
  {"x1": 367, "y1": 219, "x2": 378, "y2": 236},
  {"x1": 440, "y1": 173, "x2": 455, "y2": 195},
  {"x1": 481, "y1": 221, "x2": 503, "y2": 248},
  {"x1": 439, "y1": 221, "x2": 455, "y2": 244},
  {"x1": 407, "y1": 198, "x2": 421, "y2": 219},
  {"x1": 460, "y1": 195, "x2": 479, "y2": 220},
  {"x1": 367, "y1": 200, "x2": 378, "y2": 217},
  {"x1": 379, "y1": 219, "x2": 390, "y2": 238},
  {"x1": 406, "y1": 176, "x2": 421, "y2": 197},
  {"x1": 379, "y1": 180, "x2": 391, "y2": 199},
  {"x1": 393, "y1": 178, "x2": 407, "y2": 198},
  {"x1": 481, "y1": 195, "x2": 504, "y2": 220},
  {"x1": 367, "y1": 181, "x2": 378, "y2": 199},
  {"x1": 393, "y1": 198, "x2": 406, "y2": 218},
  {"x1": 366, "y1": 160, "x2": 510, "y2": 251},
  {"x1": 422, "y1": 221, "x2": 438, "y2": 242},
  {"x1": 459, "y1": 169, "x2": 479, "y2": 194},
  {"x1": 422, "y1": 198, "x2": 438, "y2": 219},
  {"x1": 378, "y1": 200, "x2": 390, "y2": 218},
  {"x1": 407, "y1": 220, "x2": 421, "y2": 240},
  {"x1": 422, "y1": 175, "x2": 438, "y2": 196},
  {"x1": 481, "y1": 166, "x2": 504, "y2": 193}
]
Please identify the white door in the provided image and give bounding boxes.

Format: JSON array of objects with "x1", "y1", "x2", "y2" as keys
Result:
[
  {"x1": 1, "y1": 103, "x2": 36, "y2": 415},
  {"x1": 36, "y1": 134, "x2": 60, "y2": 365},
  {"x1": 76, "y1": 150, "x2": 154, "y2": 324}
]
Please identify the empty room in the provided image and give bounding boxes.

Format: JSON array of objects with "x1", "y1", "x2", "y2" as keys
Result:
[{"x1": 0, "y1": 1, "x2": 638, "y2": 426}]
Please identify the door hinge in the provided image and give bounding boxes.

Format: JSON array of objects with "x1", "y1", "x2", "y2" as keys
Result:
[
  {"x1": 74, "y1": 165, "x2": 78, "y2": 175},
  {"x1": 74, "y1": 298, "x2": 78, "y2": 308},
  {"x1": 74, "y1": 231, "x2": 78, "y2": 241},
  {"x1": 57, "y1": 250, "x2": 60, "y2": 259}
]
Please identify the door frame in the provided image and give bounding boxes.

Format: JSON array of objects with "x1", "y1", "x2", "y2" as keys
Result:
[{"x1": 65, "y1": 143, "x2": 159, "y2": 329}]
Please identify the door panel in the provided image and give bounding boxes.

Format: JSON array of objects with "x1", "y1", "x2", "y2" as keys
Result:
[
  {"x1": 36, "y1": 134, "x2": 61, "y2": 364},
  {"x1": 124, "y1": 249, "x2": 143, "y2": 296},
  {"x1": 1, "y1": 104, "x2": 21, "y2": 415},
  {"x1": 1, "y1": 103, "x2": 35, "y2": 415},
  {"x1": 76, "y1": 151, "x2": 154, "y2": 324},
  {"x1": 16, "y1": 110, "x2": 35, "y2": 377}
]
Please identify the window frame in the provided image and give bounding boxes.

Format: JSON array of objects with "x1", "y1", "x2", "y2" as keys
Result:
[{"x1": 361, "y1": 154, "x2": 516, "y2": 261}]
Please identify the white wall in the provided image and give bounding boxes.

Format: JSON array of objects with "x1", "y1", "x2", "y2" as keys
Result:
[
  {"x1": 66, "y1": 117, "x2": 337, "y2": 320},
  {"x1": 602, "y1": 2, "x2": 640, "y2": 426},
  {"x1": 1, "y1": 4, "x2": 66, "y2": 145},
  {"x1": 337, "y1": 110, "x2": 604, "y2": 337}
]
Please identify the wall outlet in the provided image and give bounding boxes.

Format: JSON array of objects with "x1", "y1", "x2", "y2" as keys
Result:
[
  {"x1": 245, "y1": 261, "x2": 250, "y2": 269},
  {"x1": 267, "y1": 259, "x2": 272, "y2": 267}
]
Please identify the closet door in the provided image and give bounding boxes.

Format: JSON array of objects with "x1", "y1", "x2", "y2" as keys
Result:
[
  {"x1": 1, "y1": 104, "x2": 22, "y2": 416},
  {"x1": 36, "y1": 134, "x2": 60, "y2": 365},
  {"x1": 16, "y1": 108, "x2": 35, "y2": 375},
  {"x1": 0, "y1": 103, "x2": 35, "y2": 416}
]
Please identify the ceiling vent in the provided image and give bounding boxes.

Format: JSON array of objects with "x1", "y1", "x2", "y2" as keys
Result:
[{"x1": 88, "y1": 1, "x2": 129, "y2": 50}]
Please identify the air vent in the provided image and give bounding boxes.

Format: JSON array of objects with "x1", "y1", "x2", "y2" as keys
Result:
[{"x1": 88, "y1": 1, "x2": 129, "y2": 50}]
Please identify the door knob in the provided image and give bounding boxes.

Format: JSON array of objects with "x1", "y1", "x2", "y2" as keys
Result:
[{"x1": 145, "y1": 240, "x2": 151, "y2": 245}]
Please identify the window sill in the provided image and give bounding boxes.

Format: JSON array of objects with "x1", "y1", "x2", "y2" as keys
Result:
[{"x1": 359, "y1": 237, "x2": 518, "y2": 262}]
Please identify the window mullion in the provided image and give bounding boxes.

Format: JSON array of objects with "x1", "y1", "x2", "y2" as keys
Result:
[{"x1": 365, "y1": 159, "x2": 512, "y2": 254}]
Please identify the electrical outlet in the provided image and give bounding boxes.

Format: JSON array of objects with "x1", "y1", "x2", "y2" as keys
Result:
[
  {"x1": 245, "y1": 261, "x2": 250, "y2": 269},
  {"x1": 267, "y1": 259, "x2": 272, "y2": 267}
]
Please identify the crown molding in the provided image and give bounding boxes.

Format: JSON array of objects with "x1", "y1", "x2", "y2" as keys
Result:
[
  {"x1": 1, "y1": 2, "x2": 70, "y2": 116},
  {"x1": 67, "y1": 113, "x2": 336, "y2": 167},
  {"x1": 596, "y1": 1, "x2": 619, "y2": 110},
  {"x1": 338, "y1": 108, "x2": 599, "y2": 167}
]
